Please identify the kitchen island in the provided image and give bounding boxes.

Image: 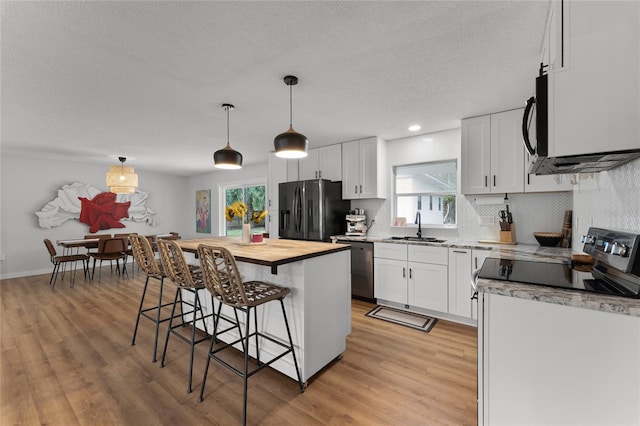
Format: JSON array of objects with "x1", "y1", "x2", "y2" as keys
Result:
[
  {"x1": 476, "y1": 260, "x2": 640, "y2": 425},
  {"x1": 176, "y1": 237, "x2": 351, "y2": 384}
]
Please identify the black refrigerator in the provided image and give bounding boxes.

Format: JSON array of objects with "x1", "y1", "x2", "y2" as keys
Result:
[{"x1": 278, "y1": 179, "x2": 350, "y2": 242}]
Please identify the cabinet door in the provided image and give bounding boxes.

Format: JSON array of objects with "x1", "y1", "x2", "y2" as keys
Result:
[
  {"x1": 448, "y1": 249, "x2": 472, "y2": 318},
  {"x1": 408, "y1": 261, "x2": 448, "y2": 312},
  {"x1": 461, "y1": 115, "x2": 491, "y2": 194},
  {"x1": 342, "y1": 140, "x2": 360, "y2": 199},
  {"x1": 299, "y1": 148, "x2": 319, "y2": 180},
  {"x1": 550, "y1": 1, "x2": 639, "y2": 156},
  {"x1": 374, "y1": 258, "x2": 407, "y2": 304},
  {"x1": 490, "y1": 109, "x2": 524, "y2": 194},
  {"x1": 318, "y1": 144, "x2": 342, "y2": 181},
  {"x1": 471, "y1": 250, "x2": 491, "y2": 320},
  {"x1": 359, "y1": 137, "x2": 379, "y2": 199}
]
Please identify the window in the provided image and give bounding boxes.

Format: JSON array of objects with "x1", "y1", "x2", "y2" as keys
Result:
[
  {"x1": 221, "y1": 182, "x2": 267, "y2": 236},
  {"x1": 394, "y1": 160, "x2": 457, "y2": 227}
]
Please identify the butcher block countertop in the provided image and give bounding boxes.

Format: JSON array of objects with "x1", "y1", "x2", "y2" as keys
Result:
[{"x1": 176, "y1": 237, "x2": 350, "y2": 274}]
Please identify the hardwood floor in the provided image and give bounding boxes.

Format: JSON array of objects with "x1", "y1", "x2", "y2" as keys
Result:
[{"x1": 1, "y1": 269, "x2": 478, "y2": 425}]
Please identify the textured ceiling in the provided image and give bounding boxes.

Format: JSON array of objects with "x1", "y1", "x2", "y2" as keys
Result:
[{"x1": 1, "y1": 1, "x2": 550, "y2": 176}]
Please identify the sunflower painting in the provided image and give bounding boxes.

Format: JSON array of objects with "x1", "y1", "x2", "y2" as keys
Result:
[{"x1": 196, "y1": 189, "x2": 211, "y2": 233}]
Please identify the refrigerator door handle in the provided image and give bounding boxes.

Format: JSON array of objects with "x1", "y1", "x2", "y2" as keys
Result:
[{"x1": 294, "y1": 185, "x2": 302, "y2": 233}]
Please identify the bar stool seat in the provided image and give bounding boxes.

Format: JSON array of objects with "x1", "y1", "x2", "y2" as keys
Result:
[{"x1": 196, "y1": 244, "x2": 304, "y2": 426}]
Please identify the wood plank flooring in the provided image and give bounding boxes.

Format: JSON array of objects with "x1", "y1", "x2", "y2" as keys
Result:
[{"x1": 1, "y1": 268, "x2": 478, "y2": 425}]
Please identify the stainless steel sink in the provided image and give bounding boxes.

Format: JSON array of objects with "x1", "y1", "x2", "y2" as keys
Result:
[{"x1": 388, "y1": 236, "x2": 446, "y2": 243}]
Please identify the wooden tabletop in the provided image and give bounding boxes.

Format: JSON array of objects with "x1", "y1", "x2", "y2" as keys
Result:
[
  {"x1": 57, "y1": 239, "x2": 99, "y2": 248},
  {"x1": 176, "y1": 237, "x2": 351, "y2": 274}
]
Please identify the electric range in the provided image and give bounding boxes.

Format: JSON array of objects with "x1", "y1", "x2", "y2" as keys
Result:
[{"x1": 477, "y1": 227, "x2": 640, "y2": 299}]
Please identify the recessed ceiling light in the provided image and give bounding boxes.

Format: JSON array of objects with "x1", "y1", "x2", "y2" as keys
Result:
[{"x1": 408, "y1": 125, "x2": 421, "y2": 132}]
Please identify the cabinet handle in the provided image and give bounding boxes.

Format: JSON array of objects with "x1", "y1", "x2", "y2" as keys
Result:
[
  {"x1": 527, "y1": 174, "x2": 530, "y2": 185},
  {"x1": 409, "y1": 268, "x2": 412, "y2": 279},
  {"x1": 319, "y1": 170, "x2": 322, "y2": 178},
  {"x1": 315, "y1": 171, "x2": 318, "y2": 179},
  {"x1": 360, "y1": 184, "x2": 363, "y2": 193},
  {"x1": 453, "y1": 250, "x2": 467, "y2": 254},
  {"x1": 475, "y1": 257, "x2": 478, "y2": 269},
  {"x1": 403, "y1": 267, "x2": 406, "y2": 278},
  {"x1": 493, "y1": 175, "x2": 496, "y2": 187},
  {"x1": 355, "y1": 185, "x2": 358, "y2": 194},
  {"x1": 484, "y1": 176, "x2": 488, "y2": 187}
]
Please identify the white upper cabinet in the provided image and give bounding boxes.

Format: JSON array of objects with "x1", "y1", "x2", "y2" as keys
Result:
[
  {"x1": 548, "y1": 0, "x2": 640, "y2": 156},
  {"x1": 461, "y1": 109, "x2": 524, "y2": 195},
  {"x1": 342, "y1": 137, "x2": 386, "y2": 199},
  {"x1": 299, "y1": 144, "x2": 342, "y2": 181}
]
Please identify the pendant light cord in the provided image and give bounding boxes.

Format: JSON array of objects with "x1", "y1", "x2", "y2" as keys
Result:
[
  {"x1": 289, "y1": 83, "x2": 293, "y2": 127},
  {"x1": 226, "y1": 106, "x2": 230, "y2": 146}
]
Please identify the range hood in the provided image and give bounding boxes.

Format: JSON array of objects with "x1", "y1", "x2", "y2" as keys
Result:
[{"x1": 529, "y1": 150, "x2": 640, "y2": 175}]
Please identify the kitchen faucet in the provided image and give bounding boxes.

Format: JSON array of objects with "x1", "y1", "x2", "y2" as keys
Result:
[{"x1": 415, "y1": 211, "x2": 422, "y2": 239}]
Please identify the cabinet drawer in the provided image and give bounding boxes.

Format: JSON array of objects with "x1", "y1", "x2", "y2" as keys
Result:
[
  {"x1": 374, "y1": 242, "x2": 407, "y2": 261},
  {"x1": 408, "y1": 245, "x2": 448, "y2": 265}
]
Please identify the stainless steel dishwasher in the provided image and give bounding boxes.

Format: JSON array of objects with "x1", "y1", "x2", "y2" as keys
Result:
[{"x1": 346, "y1": 241, "x2": 374, "y2": 302}]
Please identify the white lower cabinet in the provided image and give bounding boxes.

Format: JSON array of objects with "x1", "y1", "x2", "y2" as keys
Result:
[
  {"x1": 471, "y1": 249, "x2": 491, "y2": 320},
  {"x1": 374, "y1": 257, "x2": 407, "y2": 303},
  {"x1": 447, "y1": 248, "x2": 472, "y2": 317},
  {"x1": 408, "y1": 260, "x2": 448, "y2": 312},
  {"x1": 374, "y1": 242, "x2": 488, "y2": 325},
  {"x1": 374, "y1": 242, "x2": 448, "y2": 312},
  {"x1": 478, "y1": 292, "x2": 640, "y2": 425}
]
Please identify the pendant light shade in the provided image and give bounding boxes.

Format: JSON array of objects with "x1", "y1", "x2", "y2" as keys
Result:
[
  {"x1": 214, "y1": 104, "x2": 243, "y2": 169},
  {"x1": 106, "y1": 156, "x2": 138, "y2": 194},
  {"x1": 274, "y1": 75, "x2": 308, "y2": 158}
]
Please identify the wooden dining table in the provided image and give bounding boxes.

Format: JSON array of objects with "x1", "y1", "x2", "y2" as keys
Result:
[{"x1": 56, "y1": 238, "x2": 100, "y2": 253}]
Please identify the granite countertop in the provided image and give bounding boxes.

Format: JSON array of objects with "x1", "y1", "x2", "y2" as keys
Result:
[
  {"x1": 332, "y1": 234, "x2": 640, "y2": 317},
  {"x1": 331, "y1": 234, "x2": 573, "y2": 259}
]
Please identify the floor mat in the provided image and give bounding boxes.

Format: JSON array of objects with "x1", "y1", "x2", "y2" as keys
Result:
[{"x1": 365, "y1": 305, "x2": 437, "y2": 332}]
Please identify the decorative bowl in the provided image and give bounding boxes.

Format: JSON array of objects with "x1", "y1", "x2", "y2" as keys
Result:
[{"x1": 533, "y1": 232, "x2": 563, "y2": 247}]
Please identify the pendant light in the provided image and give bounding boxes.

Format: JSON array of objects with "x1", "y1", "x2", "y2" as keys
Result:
[
  {"x1": 274, "y1": 75, "x2": 308, "y2": 158},
  {"x1": 214, "y1": 104, "x2": 243, "y2": 169},
  {"x1": 106, "y1": 156, "x2": 138, "y2": 194}
]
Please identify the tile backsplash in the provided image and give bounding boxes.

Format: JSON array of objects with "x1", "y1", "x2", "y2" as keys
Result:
[
  {"x1": 351, "y1": 191, "x2": 573, "y2": 245},
  {"x1": 572, "y1": 158, "x2": 640, "y2": 250}
]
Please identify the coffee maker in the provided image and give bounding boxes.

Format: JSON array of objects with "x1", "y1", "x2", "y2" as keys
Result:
[{"x1": 346, "y1": 209, "x2": 368, "y2": 236}]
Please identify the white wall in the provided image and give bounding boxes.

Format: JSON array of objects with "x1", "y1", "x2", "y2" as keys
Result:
[
  {"x1": 350, "y1": 128, "x2": 573, "y2": 245},
  {"x1": 185, "y1": 162, "x2": 269, "y2": 240},
  {"x1": 0, "y1": 152, "x2": 188, "y2": 278}
]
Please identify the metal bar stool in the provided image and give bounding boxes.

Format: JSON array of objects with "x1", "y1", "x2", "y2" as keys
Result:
[
  {"x1": 196, "y1": 244, "x2": 304, "y2": 426},
  {"x1": 156, "y1": 239, "x2": 215, "y2": 393},
  {"x1": 129, "y1": 234, "x2": 175, "y2": 362}
]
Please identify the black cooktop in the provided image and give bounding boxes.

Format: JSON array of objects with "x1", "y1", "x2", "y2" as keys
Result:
[{"x1": 478, "y1": 258, "x2": 640, "y2": 299}]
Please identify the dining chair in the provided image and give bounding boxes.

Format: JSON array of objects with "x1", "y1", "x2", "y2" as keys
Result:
[
  {"x1": 114, "y1": 232, "x2": 137, "y2": 276},
  {"x1": 90, "y1": 237, "x2": 128, "y2": 282},
  {"x1": 156, "y1": 239, "x2": 215, "y2": 393},
  {"x1": 43, "y1": 239, "x2": 89, "y2": 288},
  {"x1": 84, "y1": 233, "x2": 111, "y2": 254},
  {"x1": 196, "y1": 245, "x2": 303, "y2": 426}
]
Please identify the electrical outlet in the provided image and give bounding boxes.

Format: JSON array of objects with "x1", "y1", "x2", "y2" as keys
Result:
[{"x1": 479, "y1": 216, "x2": 494, "y2": 226}]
